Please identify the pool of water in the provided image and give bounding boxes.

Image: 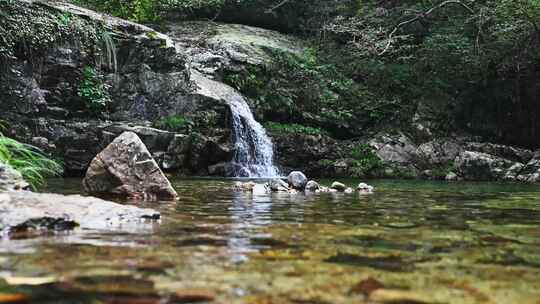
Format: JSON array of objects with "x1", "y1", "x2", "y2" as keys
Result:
[{"x1": 1, "y1": 178, "x2": 540, "y2": 303}]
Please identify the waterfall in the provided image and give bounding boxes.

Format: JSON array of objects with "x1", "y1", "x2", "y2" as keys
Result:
[
  {"x1": 191, "y1": 70, "x2": 279, "y2": 178},
  {"x1": 227, "y1": 94, "x2": 279, "y2": 178}
]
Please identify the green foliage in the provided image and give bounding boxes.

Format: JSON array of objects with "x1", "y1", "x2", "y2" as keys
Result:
[
  {"x1": 0, "y1": 1, "x2": 102, "y2": 65},
  {"x1": 0, "y1": 135, "x2": 62, "y2": 189},
  {"x1": 70, "y1": 0, "x2": 159, "y2": 22},
  {"x1": 77, "y1": 66, "x2": 111, "y2": 115},
  {"x1": 350, "y1": 144, "x2": 383, "y2": 173},
  {"x1": 153, "y1": 115, "x2": 193, "y2": 133},
  {"x1": 264, "y1": 122, "x2": 324, "y2": 136},
  {"x1": 225, "y1": 47, "x2": 403, "y2": 138}
]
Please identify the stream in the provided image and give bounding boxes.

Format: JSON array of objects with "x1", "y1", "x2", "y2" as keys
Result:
[{"x1": 1, "y1": 179, "x2": 540, "y2": 303}]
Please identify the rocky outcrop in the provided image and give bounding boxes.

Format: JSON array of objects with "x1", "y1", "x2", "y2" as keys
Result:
[
  {"x1": 83, "y1": 132, "x2": 177, "y2": 200},
  {"x1": 0, "y1": 191, "x2": 159, "y2": 234},
  {"x1": 168, "y1": 21, "x2": 303, "y2": 78},
  {"x1": 0, "y1": 164, "x2": 30, "y2": 191},
  {"x1": 516, "y1": 151, "x2": 540, "y2": 182},
  {"x1": 455, "y1": 151, "x2": 516, "y2": 181}
]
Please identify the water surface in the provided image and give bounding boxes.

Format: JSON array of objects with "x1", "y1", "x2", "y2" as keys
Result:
[{"x1": 1, "y1": 179, "x2": 540, "y2": 303}]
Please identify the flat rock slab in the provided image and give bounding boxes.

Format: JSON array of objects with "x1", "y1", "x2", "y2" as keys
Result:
[{"x1": 0, "y1": 191, "x2": 160, "y2": 233}]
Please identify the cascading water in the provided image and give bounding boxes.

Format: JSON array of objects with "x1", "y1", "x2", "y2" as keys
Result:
[
  {"x1": 190, "y1": 70, "x2": 279, "y2": 178},
  {"x1": 227, "y1": 94, "x2": 279, "y2": 178}
]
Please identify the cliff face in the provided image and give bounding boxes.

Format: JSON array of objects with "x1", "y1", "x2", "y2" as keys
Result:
[
  {"x1": 0, "y1": 1, "x2": 300, "y2": 176},
  {"x1": 2, "y1": 1, "x2": 540, "y2": 182}
]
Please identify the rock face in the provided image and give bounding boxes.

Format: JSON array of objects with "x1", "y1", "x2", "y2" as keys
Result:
[
  {"x1": 0, "y1": 164, "x2": 30, "y2": 191},
  {"x1": 0, "y1": 191, "x2": 159, "y2": 233},
  {"x1": 455, "y1": 151, "x2": 516, "y2": 181},
  {"x1": 287, "y1": 171, "x2": 308, "y2": 189},
  {"x1": 83, "y1": 132, "x2": 177, "y2": 200},
  {"x1": 517, "y1": 151, "x2": 540, "y2": 182}
]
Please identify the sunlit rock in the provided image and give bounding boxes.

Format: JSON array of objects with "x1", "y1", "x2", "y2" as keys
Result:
[
  {"x1": 357, "y1": 183, "x2": 374, "y2": 193},
  {"x1": 83, "y1": 132, "x2": 177, "y2": 201}
]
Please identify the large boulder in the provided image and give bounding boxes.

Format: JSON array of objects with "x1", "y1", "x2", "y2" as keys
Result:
[
  {"x1": 369, "y1": 133, "x2": 417, "y2": 167},
  {"x1": 416, "y1": 139, "x2": 462, "y2": 167},
  {"x1": 464, "y1": 142, "x2": 533, "y2": 163},
  {"x1": 83, "y1": 132, "x2": 177, "y2": 200},
  {"x1": 517, "y1": 150, "x2": 540, "y2": 182},
  {"x1": 455, "y1": 151, "x2": 517, "y2": 181},
  {"x1": 0, "y1": 191, "x2": 159, "y2": 233},
  {"x1": 287, "y1": 171, "x2": 308, "y2": 189},
  {"x1": 0, "y1": 163, "x2": 30, "y2": 191}
]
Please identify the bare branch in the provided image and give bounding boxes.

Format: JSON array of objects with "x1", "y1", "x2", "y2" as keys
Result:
[
  {"x1": 379, "y1": 0, "x2": 475, "y2": 56},
  {"x1": 264, "y1": 0, "x2": 291, "y2": 14}
]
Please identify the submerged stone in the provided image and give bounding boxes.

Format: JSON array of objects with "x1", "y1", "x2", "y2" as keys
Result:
[
  {"x1": 0, "y1": 191, "x2": 159, "y2": 234},
  {"x1": 83, "y1": 132, "x2": 177, "y2": 201}
]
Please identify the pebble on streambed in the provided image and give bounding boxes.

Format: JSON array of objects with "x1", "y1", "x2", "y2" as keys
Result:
[{"x1": 233, "y1": 171, "x2": 374, "y2": 195}]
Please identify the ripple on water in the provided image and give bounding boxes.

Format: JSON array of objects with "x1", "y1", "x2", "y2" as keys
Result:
[{"x1": 2, "y1": 178, "x2": 539, "y2": 303}]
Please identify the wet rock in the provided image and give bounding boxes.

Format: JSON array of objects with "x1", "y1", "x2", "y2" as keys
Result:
[
  {"x1": 455, "y1": 151, "x2": 515, "y2": 181},
  {"x1": 287, "y1": 171, "x2": 307, "y2": 189},
  {"x1": 0, "y1": 164, "x2": 30, "y2": 192},
  {"x1": 234, "y1": 181, "x2": 256, "y2": 192},
  {"x1": 445, "y1": 172, "x2": 459, "y2": 181},
  {"x1": 517, "y1": 151, "x2": 540, "y2": 182},
  {"x1": 503, "y1": 163, "x2": 525, "y2": 181},
  {"x1": 305, "y1": 180, "x2": 320, "y2": 191},
  {"x1": 464, "y1": 142, "x2": 533, "y2": 163},
  {"x1": 316, "y1": 186, "x2": 331, "y2": 193},
  {"x1": 357, "y1": 183, "x2": 374, "y2": 193},
  {"x1": 0, "y1": 191, "x2": 159, "y2": 233},
  {"x1": 416, "y1": 139, "x2": 461, "y2": 167},
  {"x1": 331, "y1": 182, "x2": 347, "y2": 192},
  {"x1": 324, "y1": 253, "x2": 413, "y2": 272},
  {"x1": 369, "y1": 133, "x2": 417, "y2": 168},
  {"x1": 83, "y1": 132, "x2": 178, "y2": 200},
  {"x1": 269, "y1": 178, "x2": 289, "y2": 192}
]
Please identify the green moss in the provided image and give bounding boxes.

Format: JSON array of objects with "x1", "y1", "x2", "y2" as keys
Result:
[
  {"x1": 77, "y1": 66, "x2": 111, "y2": 116},
  {"x1": 0, "y1": 1, "x2": 103, "y2": 64},
  {"x1": 264, "y1": 122, "x2": 324, "y2": 136},
  {"x1": 350, "y1": 144, "x2": 383, "y2": 174},
  {"x1": 153, "y1": 115, "x2": 193, "y2": 133}
]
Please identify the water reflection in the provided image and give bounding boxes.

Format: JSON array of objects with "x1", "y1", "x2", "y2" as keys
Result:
[{"x1": 4, "y1": 178, "x2": 540, "y2": 303}]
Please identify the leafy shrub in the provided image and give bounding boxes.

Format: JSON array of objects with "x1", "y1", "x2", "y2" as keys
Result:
[
  {"x1": 264, "y1": 122, "x2": 324, "y2": 136},
  {"x1": 77, "y1": 66, "x2": 111, "y2": 115},
  {"x1": 153, "y1": 115, "x2": 193, "y2": 132},
  {"x1": 0, "y1": 135, "x2": 62, "y2": 189},
  {"x1": 350, "y1": 143, "x2": 383, "y2": 173}
]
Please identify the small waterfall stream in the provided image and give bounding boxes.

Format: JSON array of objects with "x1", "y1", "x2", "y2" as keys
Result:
[
  {"x1": 227, "y1": 94, "x2": 279, "y2": 178},
  {"x1": 190, "y1": 70, "x2": 279, "y2": 178}
]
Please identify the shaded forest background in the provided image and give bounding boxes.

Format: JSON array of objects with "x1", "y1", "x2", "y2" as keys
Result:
[{"x1": 32, "y1": 0, "x2": 540, "y2": 148}]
